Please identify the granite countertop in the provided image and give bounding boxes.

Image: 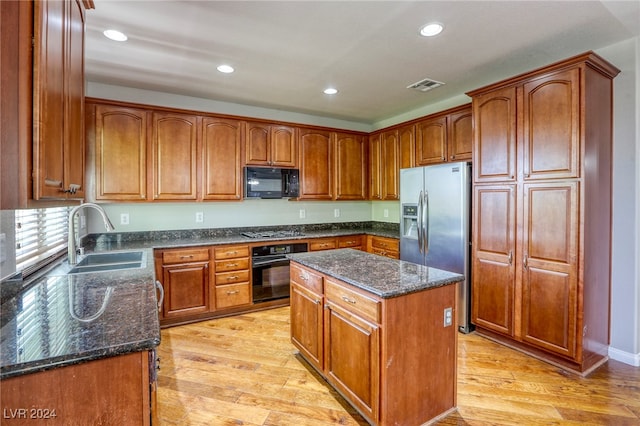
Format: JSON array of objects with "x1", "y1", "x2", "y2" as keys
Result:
[
  {"x1": 0, "y1": 250, "x2": 160, "y2": 380},
  {"x1": 288, "y1": 248, "x2": 464, "y2": 298}
]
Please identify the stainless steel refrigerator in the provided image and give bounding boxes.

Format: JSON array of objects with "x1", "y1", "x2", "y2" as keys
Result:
[{"x1": 400, "y1": 162, "x2": 473, "y2": 333}]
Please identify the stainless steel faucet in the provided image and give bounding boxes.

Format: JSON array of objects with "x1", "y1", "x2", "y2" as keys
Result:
[{"x1": 68, "y1": 203, "x2": 115, "y2": 265}]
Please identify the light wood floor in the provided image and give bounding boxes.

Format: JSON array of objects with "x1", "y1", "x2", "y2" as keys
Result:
[{"x1": 156, "y1": 307, "x2": 640, "y2": 425}]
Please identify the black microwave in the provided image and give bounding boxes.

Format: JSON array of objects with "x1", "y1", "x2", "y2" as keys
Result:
[{"x1": 244, "y1": 167, "x2": 300, "y2": 199}]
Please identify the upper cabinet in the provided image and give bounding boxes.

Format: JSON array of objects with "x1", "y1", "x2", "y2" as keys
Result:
[
  {"x1": 298, "y1": 128, "x2": 333, "y2": 200},
  {"x1": 1, "y1": 0, "x2": 92, "y2": 208},
  {"x1": 334, "y1": 132, "x2": 367, "y2": 200},
  {"x1": 91, "y1": 104, "x2": 149, "y2": 201},
  {"x1": 245, "y1": 121, "x2": 297, "y2": 167},
  {"x1": 416, "y1": 104, "x2": 472, "y2": 166},
  {"x1": 368, "y1": 130, "x2": 399, "y2": 201},
  {"x1": 201, "y1": 117, "x2": 243, "y2": 201}
]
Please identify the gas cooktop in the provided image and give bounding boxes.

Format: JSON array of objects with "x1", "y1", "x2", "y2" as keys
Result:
[{"x1": 241, "y1": 230, "x2": 304, "y2": 239}]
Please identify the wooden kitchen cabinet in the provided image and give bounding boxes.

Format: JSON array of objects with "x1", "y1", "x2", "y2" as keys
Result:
[
  {"x1": 201, "y1": 117, "x2": 243, "y2": 200},
  {"x1": 290, "y1": 263, "x2": 324, "y2": 371},
  {"x1": 1, "y1": 350, "x2": 156, "y2": 426},
  {"x1": 290, "y1": 260, "x2": 457, "y2": 425},
  {"x1": 213, "y1": 245, "x2": 251, "y2": 309},
  {"x1": 366, "y1": 235, "x2": 399, "y2": 259},
  {"x1": 158, "y1": 247, "x2": 211, "y2": 319},
  {"x1": 152, "y1": 111, "x2": 198, "y2": 200},
  {"x1": 337, "y1": 235, "x2": 364, "y2": 250},
  {"x1": 1, "y1": 0, "x2": 92, "y2": 207},
  {"x1": 416, "y1": 104, "x2": 472, "y2": 166},
  {"x1": 468, "y1": 52, "x2": 619, "y2": 373},
  {"x1": 334, "y1": 132, "x2": 367, "y2": 200},
  {"x1": 298, "y1": 127, "x2": 333, "y2": 200},
  {"x1": 308, "y1": 237, "x2": 338, "y2": 251},
  {"x1": 398, "y1": 123, "x2": 415, "y2": 169},
  {"x1": 245, "y1": 121, "x2": 297, "y2": 167},
  {"x1": 368, "y1": 130, "x2": 399, "y2": 200},
  {"x1": 91, "y1": 103, "x2": 149, "y2": 201}
]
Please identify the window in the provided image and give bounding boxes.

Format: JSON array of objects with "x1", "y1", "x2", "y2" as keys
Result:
[{"x1": 15, "y1": 207, "x2": 70, "y2": 275}]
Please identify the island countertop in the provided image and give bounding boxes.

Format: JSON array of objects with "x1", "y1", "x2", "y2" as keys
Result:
[{"x1": 288, "y1": 248, "x2": 464, "y2": 298}]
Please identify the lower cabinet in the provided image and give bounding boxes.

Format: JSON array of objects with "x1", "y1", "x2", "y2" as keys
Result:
[
  {"x1": 366, "y1": 235, "x2": 399, "y2": 259},
  {"x1": 0, "y1": 351, "x2": 157, "y2": 425},
  {"x1": 290, "y1": 262, "x2": 457, "y2": 425},
  {"x1": 213, "y1": 245, "x2": 251, "y2": 309}
]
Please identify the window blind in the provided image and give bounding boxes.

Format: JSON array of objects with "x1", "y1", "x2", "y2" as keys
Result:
[{"x1": 15, "y1": 207, "x2": 71, "y2": 275}]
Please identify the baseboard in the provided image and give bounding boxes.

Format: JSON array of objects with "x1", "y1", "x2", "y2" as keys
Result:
[{"x1": 608, "y1": 346, "x2": 640, "y2": 367}]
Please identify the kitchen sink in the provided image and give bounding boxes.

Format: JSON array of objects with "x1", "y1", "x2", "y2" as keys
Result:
[{"x1": 67, "y1": 250, "x2": 146, "y2": 274}]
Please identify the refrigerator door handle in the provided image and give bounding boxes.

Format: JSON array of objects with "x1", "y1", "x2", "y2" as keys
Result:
[
  {"x1": 417, "y1": 191, "x2": 424, "y2": 253},
  {"x1": 423, "y1": 190, "x2": 430, "y2": 256}
]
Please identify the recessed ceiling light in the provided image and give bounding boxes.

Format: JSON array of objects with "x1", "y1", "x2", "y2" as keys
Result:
[
  {"x1": 103, "y1": 29, "x2": 128, "y2": 42},
  {"x1": 324, "y1": 88, "x2": 338, "y2": 95},
  {"x1": 217, "y1": 64, "x2": 235, "y2": 74},
  {"x1": 419, "y1": 23, "x2": 444, "y2": 37}
]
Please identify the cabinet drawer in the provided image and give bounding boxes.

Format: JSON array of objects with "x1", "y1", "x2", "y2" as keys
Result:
[
  {"x1": 214, "y1": 245, "x2": 250, "y2": 260},
  {"x1": 162, "y1": 248, "x2": 209, "y2": 264},
  {"x1": 325, "y1": 278, "x2": 381, "y2": 324},
  {"x1": 338, "y1": 235, "x2": 363, "y2": 248},
  {"x1": 309, "y1": 238, "x2": 337, "y2": 251},
  {"x1": 215, "y1": 269, "x2": 250, "y2": 285},
  {"x1": 370, "y1": 236, "x2": 399, "y2": 251},
  {"x1": 291, "y1": 263, "x2": 323, "y2": 294},
  {"x1": 215, "y1": 283, "x2": 251, "y2": 309},
  {"x1": 371, "y1": 248, "x2": 399, "y2": 259},
  {"x1": 215, "y1": 257, "x2": 250, "y2": 272}
]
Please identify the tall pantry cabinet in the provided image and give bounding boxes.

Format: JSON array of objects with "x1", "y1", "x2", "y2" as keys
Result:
[{"x1": 468, "y1": 52, "x2": 620, "y2": 374}]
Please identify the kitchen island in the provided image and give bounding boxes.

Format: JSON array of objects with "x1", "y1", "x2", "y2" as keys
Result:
[{"x1": 288, "y1": 249, "x2": 463, "y2": 426}]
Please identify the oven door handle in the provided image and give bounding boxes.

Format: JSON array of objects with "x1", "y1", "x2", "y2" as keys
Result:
[{"x1": 252, "y1": 257, "x2": 289, "y2": 268}]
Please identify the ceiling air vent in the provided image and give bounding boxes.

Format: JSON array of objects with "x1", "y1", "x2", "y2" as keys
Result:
[{"x1": 407, "y1": 78, "x2": 445, "y2": 92}]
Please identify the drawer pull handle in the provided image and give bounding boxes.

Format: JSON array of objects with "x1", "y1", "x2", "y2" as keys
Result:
[
  {"x1": 226, "y1": 251, "x2": 238, "y2": 255},
  {"x1": 226, "y1": 263, "x2": 238, "y2": 267},
  {"x1": 341, "y1": 295, "x2": 357, "y2": 304},
  {"x1": 180, "y1": 255, "x2": 194, "y2": 259},
  {"x1": 226, "y1": 290, "x2": 240, "y2": 295},
  {"x1": 299, "y1": 273, "x2": 309, "y2": 281},
  {"x1": 227, "y1": 276, "x2": 238, "y2": 281}
]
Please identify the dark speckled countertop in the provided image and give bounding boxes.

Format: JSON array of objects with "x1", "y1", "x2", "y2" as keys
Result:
[
  {"x1": 0, "y1": 222, "x2": 398, "y2": 379},
  {"x1": 288, "y1": 249, "x2": 463, "y2": 298}
]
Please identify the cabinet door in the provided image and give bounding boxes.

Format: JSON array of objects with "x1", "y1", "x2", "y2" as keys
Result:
[
  {"x1": 325, "y1": 303, "x2": 379, "y2": 423},
  {"x1": 270, "y1": 125, "x2": 297, "y2": 167},
  {"x1": 521, "y1": 182, "x2": 578, "y2": 358},
  {"x1": 334, "y1": 132, "x2": 366, "y2": 200},
  {"x1": 162, "y1": 262, "x2": 210, "y2": 318},
  {"x1": 472, "y1": 184, "x2": 517, "y2": 336},
  {"x1": 381, "y1": 130, "x2": 399, "y2": 200},
  {"x1": 368, "y1": 133, "x2": 382, "y2": 200},
  {"x1": 473, "y1": 86, "x2": 517, "y2": 183},
  {"x1": 416, "y1": 115, "x2": 447, "y2": 165},
  {"x1": 522, "y1": 68, "x2": 580, "y2": 180},
  {"x1": 64, "y1": 0, "x2": 86, "y2": 200},
  {"x1": 448, "y1": 107, "x2": 472, "y2": 162},
  {"x1": 298, "y1": 128, "x2": 332, "y2": 200},
  {"x1": 33, "y1": 0, "x2": 65, "y2": 199},
  {"x1": 398, "y1": 124, "x2": 415, "y2": 169},
  {"x1": 152, "y1": 112, "x2": 198, "y2": 200},
  {"x1": 245, "y1": 121, "x2": 270, "y2": 166},
  {"x1": 202, "y1": 117, "x2": 242, "y2": 200},
  {"x1": 290, "y1": 282, "x2": 324, "y2": 371},
  {"x1": 95, "y1": 105, "x2": 148, "y2": 200}
]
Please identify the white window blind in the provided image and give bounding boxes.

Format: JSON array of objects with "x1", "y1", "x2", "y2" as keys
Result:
[{"x1": 15, "y1": 207, "x2": 71, "y2": 275}]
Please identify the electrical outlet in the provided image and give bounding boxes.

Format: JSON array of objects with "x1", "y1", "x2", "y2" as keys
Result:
[
  {"x1": 443, "y1": 307, "x2": 453, "y2": 327},
  {"x1": 334, "y1": 208, "x2": 340, "y2": 218},
  {"x1": 120, "y1": 213, "x2": 129, "y2": 225},
  {"x1": 383, "y1": 209, "x2": 389, "y2": 218},
  {"x1": 299, "y1": 209, "x2": 306, "y2": 219},
  {"x1": 195, "y1": 212, "x2": 204, "y2": 223}
]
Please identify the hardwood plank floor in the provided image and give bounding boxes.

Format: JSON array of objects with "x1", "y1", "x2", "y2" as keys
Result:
[{"x1": 156, "y1": 307, "x2": 640, "y2": 425}]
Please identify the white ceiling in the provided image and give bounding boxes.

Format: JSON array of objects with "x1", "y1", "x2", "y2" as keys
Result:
[{"x1": 85, "y1": 1, "x2": 640, "y2": 124}]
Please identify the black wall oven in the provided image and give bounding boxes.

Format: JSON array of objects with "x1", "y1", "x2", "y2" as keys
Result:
[{"x1": 251, "y1": 242, "x2": 308, "y2": 303}]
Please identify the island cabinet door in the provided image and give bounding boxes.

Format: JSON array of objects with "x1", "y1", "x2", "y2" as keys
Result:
[
  {"x1": 290, "y1": 282, "x2": 324, "y2": 371},
  {"x1": 324, "y1": 302, "x2": 380, "y2": 424},
  {"x1": 162, "y1": 263, "x2": 210, "y2": 318}
]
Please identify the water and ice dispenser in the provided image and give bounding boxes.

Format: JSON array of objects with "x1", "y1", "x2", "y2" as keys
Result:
[{"x1": 401, "y1": 204, "x2": 418, "y2": 239}]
